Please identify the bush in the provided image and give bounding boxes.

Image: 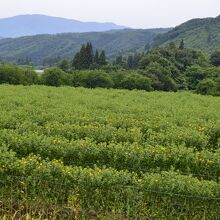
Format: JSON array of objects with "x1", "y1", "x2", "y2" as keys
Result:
[
  {"x1": 119, "y1": 73, "x2": 153, "y2": 91},
  {"x1": 215, "y1": 76, "x2": 220, "y2": 95},
  {"x1": 21, "y1": 69, "x2": 38, "y2": 85},
  {"x1": 0, "y1": 145, "x2": 17, "y2": 174},
  {"x1": 0, "y1": 64, "x2": 37, "y2": 85},
  {"x1": 196, "y1": 79, "x2": 217, "y2": 95},
  {"x1": 72, "y1": 71, "x2": 114, "y2": 88},
  {"x1": 144, "y1": 63, "x2": 178, "y2": 91},
  {"x1": 210, "y1": 51, "x2": 220, "y2": 67},
  {"x1": 41, "y1": 68, "x2": 68, "y2": 87}
]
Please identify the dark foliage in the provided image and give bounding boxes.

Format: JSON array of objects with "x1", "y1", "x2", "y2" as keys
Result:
[
  {"x1": 210, "y1": 51, "x2": 220, "y2": 67},
  {"x1": 72, "y1": 43, "x2": 107, "y2": 70}
]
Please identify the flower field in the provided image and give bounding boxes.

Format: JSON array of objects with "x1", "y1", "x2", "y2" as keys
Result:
[{"x1": 0, "y1": 85, "x2": 220, "y2": 219}]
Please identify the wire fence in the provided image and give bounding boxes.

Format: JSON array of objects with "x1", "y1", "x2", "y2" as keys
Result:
[
  {"x1": 0, "y1": 174, "x2": 220, "y2": 219},
  {"x1": 1, "y1": 174, "x2": 220, "y2": 201}
]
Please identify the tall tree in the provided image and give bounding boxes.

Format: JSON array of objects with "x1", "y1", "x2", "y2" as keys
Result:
[
  {"x1": 99, "y1": 50, "x2": 107, "y2": 66},
  {"x1": 127, "y1": 55, "x2": 134, "y2": 69},
  {"x1": 179, "y1": 40, "x2": 185, "y2": 50},
  {"x1": 133, "y1": 53, "x2": 143, "y2": 69},
  {"x1": 94, "y1": 50, "x2": 100, "y2": 64},
  {"x1": 72, "y1": 43, "x2": 92, "y2": 69},
  {"x1": 210, "y1": 51, "x2": 220, "y2": 66},
  {"x1": 72, "y1": 43, "x2": 107, "y2": 69},
  {"x1": 85, "y1": 42, "x2": 94, "y2": 68},
  {"x1": 59, "y1": 59, "x2": 70, "y2": 72},
  {"x1": 72, "y1": 52, "x2": 81, "y2": 69},
  {"x1": 79, "y1": 44, "x2": 88, "y2": 69},
  {"x1": 115, "y1": 55, "x2": 123, "y2": 65}
]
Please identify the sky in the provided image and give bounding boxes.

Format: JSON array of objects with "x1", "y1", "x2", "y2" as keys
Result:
[{"x1": 1, "y1": 0, "x2": 220, "y2": 28}]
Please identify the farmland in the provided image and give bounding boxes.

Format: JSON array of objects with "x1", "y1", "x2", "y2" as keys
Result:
[{"x1": 0, "y1": 85, "x2": 220, "y2": 219}]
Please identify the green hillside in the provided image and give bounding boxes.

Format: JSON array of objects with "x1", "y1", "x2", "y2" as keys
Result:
[
  {"x1": 153, "y1": 15, "x2": 220, "y2": 55},
  {"x1": 0, "y1": 28, "x2": 169, "y2": 65}
]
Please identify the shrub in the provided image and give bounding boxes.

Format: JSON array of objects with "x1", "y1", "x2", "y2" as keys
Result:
[
  {"x1": 144, "y1": 63, "x2": 177, "y2": 91},
  {"x1": 119, "y1": 73, "x2": 153, "y2": 91},
  {"x1": 0, "y1": 64, "x2": 37, "y2": 85},
  {"x1": 196, "y1": 79, "x2": 217, "y2": 95},
  {"x1": 215, "y1": 76, "x2": 220, "y2": 96},
  {"x1": 210, "y1": 51, "x2": 220, "y2": 67},
  {"x1": 21, "y1": 69, "x2": 38, "y2": 85},
  {"x1": 41, "y1": 68, "x2": 67, "y2": 87},
  {"x1": 72, "y1": 71, "x2": 113, "y2": 88}
]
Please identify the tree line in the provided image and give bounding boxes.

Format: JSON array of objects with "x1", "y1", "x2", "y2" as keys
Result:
[{"x1": 0, "y1": 41, "x2": 220, "y2": 95}]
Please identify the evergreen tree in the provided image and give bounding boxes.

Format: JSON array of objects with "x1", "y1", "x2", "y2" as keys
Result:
[
  {"x1": 133, "y1": 53, "x2": 143, "y2": 69},
  {"x1": 59, "y1": 59, "x2": 70, "y2": 72},
  {"x1": 72, "y1": 43, "x2": 92, "y2": 69},
  {"x1": 72, "y1": 43, "x2": 107, "y2": 69},
  {"x1": 94, "y1": 50, "x2": 100, "y2": 64},
  {"x1": 210, "y1": 51, "x2": 220, "y2": 66},
  {"x1": 79, "y1": 44, "x2": 87, "y2": 69},
  {"x1": 116, "y1": 55, "x2": 123, "y2": 65},
  {"x1": 179, "y1": 40, "x2": 185, "y2": 50},
  {"x1": 72, "y1": 52, "x2": 81, "y2": 69},
  {"x1": 85, "y1": 42, "x2": 94, "y2": 68},
  {"x1": 127, "y1": 55, "x2": 134, "y2": 69},
  {"x1": 99, "y1": 50, "x2": 107, "y2": 66}
]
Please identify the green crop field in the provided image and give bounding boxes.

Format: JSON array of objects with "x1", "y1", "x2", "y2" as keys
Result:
[{"x1": 0, "y1": 85, "x2": 220, "y2": 219}]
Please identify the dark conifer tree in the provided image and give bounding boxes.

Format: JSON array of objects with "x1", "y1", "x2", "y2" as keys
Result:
[
  {"x1": 127, "y1": 55, "x2": 134, "y2": 69},
  {"x1": 72, "y1": 43, "x2": 107, "y2": 69},
  {"x1": 72, "y1": 52, "x2": 81, "y2": 69},
  {"x1": 133, "y1": 53, "x2": 143, "y2": 69},
  {"x1": 116, "y1": 55, "x2": 123, "y2": 65},
  {"x1": 85, "y1": 42, "x2": 94, "y2": 68},
  {"x1": 59, "y1": 59, "x2": 70, "y2": 72},
  {"x1": 99, "y1": 50, "x2": 107, "y2": 66},
  {"x1": 79, "y1": 44, "x2": 88, "y2": 69},
  {"x1": 94, "y1": 50, "x2": 100, "y2": 64},
  {"x1": 179, "y1": 40, "x2": 185, "y2": 50},
  {"x1": 210, "y1": 51, "x2": 220, "y2": 66}
]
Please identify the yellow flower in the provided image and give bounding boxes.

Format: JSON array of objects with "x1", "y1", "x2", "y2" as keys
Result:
[
  {"x1": 137, "y1": 179, "x2": 142, "y2": 183},
  {"x1": 207, "y1": 160, "x2": 214, "y2": 165}
]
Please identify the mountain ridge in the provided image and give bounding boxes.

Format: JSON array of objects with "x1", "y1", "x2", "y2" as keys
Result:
[
  {"x1": 153, "y1": 15, "x2": 220, "y2": 54},
  {"x1": 0, "y1": 28, "x2": 170, "y2": 65},
  {"x1": 0, "y1": 14, "x2": 127, "y2": 38}
]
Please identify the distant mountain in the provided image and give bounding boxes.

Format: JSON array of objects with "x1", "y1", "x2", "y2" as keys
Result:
[
  {"x1": 0, "y1": 28, "x2": 170, "y2": 65},
  {"x1": 0, "y1": 14, "x2": 127, "y2": 38},
  {"x1": 153, "y1": 15, "x2": 220, "y2": 55}
]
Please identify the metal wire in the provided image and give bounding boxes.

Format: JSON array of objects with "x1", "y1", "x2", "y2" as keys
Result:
[{"x1": 1, "y1": 174, "x2": 220, "y2": 201}]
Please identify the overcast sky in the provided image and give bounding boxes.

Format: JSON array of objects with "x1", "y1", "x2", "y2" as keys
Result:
[{"x1": 1, "y1": 0, "x2": 220, "y2": 28}]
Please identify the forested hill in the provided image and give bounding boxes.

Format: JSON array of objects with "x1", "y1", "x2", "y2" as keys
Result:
[
  {"x1": 0, "y1": 28, "x2": 170, "y2": 66},
  {"x1": 153, "y1": 15, "x2": 220, "y2": 55}
]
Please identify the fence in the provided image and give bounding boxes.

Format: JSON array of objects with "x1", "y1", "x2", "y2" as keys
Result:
[{"x1": 0, "y1": 174, "x2": 220, "y2": 219}]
